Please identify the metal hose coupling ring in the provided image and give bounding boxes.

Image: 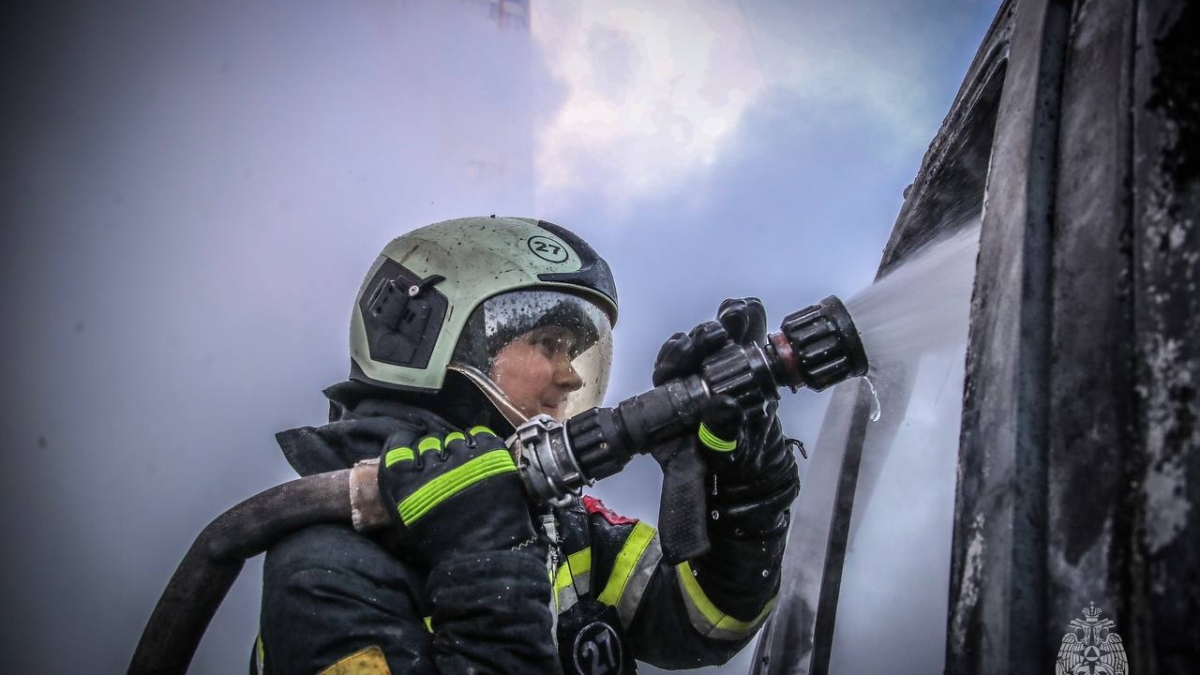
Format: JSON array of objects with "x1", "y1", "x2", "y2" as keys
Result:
[{"x1": 512, "y1": 414, "x2": 591, "y2": 507}]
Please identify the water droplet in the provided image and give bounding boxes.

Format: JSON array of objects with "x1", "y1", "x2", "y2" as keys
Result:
[
  {"x1": 761, "y1": 569, "x2": 769, "y2": 578},
  {"x1": 864, "y1": 376, "x2": 882, "y2": 422},
  {"x1": 710, "y1": 510, "x2": 720, "y2": 520}
]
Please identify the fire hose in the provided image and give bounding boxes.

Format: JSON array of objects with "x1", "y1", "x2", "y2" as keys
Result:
[{"x1": 129, "y1": 295, "x2": 867, "y2": 674}]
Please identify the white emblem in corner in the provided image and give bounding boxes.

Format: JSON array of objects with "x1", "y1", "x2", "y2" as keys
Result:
[{"x1": 1055, "y1": 602, "x2": 1129, "y2": 674}]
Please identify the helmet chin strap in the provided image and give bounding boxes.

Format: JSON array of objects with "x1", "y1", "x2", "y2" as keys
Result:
[{"x1": 447, "y1": 362, "x2": 530, "y2": 429}]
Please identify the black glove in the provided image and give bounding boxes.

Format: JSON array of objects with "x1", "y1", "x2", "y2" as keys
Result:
[
  {"x1": 653, "y1": 298, "x2": 800, "y2": 537},
  {"x1": 377, "y1": 426, "x2": 542, "y2": 570}
]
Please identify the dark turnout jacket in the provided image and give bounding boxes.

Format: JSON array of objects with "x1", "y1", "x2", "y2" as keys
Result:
[{"x1": 254, "y1": 382, "x2": 788, "y2": 674}]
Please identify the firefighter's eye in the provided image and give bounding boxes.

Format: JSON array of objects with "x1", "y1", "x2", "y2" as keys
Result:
[
  {"x1": 528, "y1": 328, "x2": 575, "y2": 359},
  {"x1": 537, "y1": 335, "x2": 562, "y2": 355}
]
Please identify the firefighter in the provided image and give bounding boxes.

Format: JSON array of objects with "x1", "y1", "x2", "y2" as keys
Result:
[{"x1": 253, "y1": 216, "x2": 800, "y2": 674}]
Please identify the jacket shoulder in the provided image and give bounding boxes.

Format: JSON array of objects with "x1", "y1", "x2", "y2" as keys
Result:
[
  {"x1": 265, "y1": 524, "x2": 418, "y2": 589},
  {"x1": 555, "y1": 495, "x2": 642, "y2": 554},
  {"x1": 259, "y1": 525, "x2": 432, "y2": 674}
]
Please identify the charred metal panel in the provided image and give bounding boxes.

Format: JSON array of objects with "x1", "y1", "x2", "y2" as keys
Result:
[
  {"x1": 1132, "y1": 0, "x2": 1200, "y2": 671},
  {"x1": 951, "y1": 0, "x2": 1200, "y2": 672},
  {"x1": 878, "y1": 7, "x2": 1013, "y2": 266},
  {"x1": 1046, "y1": 0, "x2": 1140, "y2": 670},
  {"x1": 945, "y1": 1, "x2": 1070, "y2": 674}
]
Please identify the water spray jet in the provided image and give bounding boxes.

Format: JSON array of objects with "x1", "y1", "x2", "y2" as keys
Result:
[
  {"x1": 845, "y1": 219, "x2": 981, "y2": 376},
  {"x1": 839, "y1": 219, "x2": 982, "y2": 423}
]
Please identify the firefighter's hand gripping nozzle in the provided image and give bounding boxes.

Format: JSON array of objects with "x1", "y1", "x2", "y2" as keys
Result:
[{"x1": 512, "y1": 295, "x2": 869, "y2": 563}]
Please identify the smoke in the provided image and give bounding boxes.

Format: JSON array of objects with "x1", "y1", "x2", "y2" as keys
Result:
[{"x1": 1, "y1": 2, "x2": 541, "y2": 671}]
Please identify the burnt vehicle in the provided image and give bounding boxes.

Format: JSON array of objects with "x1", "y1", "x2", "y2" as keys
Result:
[{"x1": 753, "y1": 0, "x2": 1199, "y2": 673}]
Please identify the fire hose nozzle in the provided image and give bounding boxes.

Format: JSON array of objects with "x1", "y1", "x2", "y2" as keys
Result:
[
  {"x1": 513, "y1": 294, "x2": 868, "y2": 513},
  {"x1": 767, "y1": 295, "x2": 869, "y2": 392}
]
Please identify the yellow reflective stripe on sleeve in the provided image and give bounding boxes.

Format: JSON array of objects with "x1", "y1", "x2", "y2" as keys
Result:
[
  {"x1": 566, "y1": 547, "x2": 592, "y2": 583},
  {"x1": 554, "y1": 559, "x2": 574, "y2": 594},
  {"x1": 384, "y1": 447, "x2": 414, "y2": 467},
  {"x1": 698, "y1": 423, "x2": 737, "y2": 452},
  {"x1": 597, "y1": 522, "x2": 663, "y2": 627},
  {"x1": 397, "y1": 450, "x2": 517, "y2": 524},
  {"x1": 468, "y1": 425, "x2": 496, "y2": 437},
  {"x1": 423, "y1": 616, "x2": 433, "y2": 633},
  {"x1": 444, "y1": 431, "x2": 466, "y2": 445},
  {"x1": 317, "y1": 644, "x2": 391, "y2": 675},
  {"x1": 554, "y1": 547, "x2": 594, "y2": 614},
  {"x1": 555, "y1": 568, "x2": 578, "y2": 614},
  {"x1": 255, "y1": 633, "x2": 265, "y2": 674},
  {"x1": 676, "y1": 560, "x2": 777, "y2": 640},
  {"x1": 417, "y1": 437, "x2": 442, "y2": 454}
]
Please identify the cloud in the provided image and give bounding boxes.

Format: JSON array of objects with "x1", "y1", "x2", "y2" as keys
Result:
[
  {"x1": 532, "y1": 0, "x2": 767, "y2": 207},
  {"x1": 531, "y1": 0, "x2": 993, "y2": 213}
]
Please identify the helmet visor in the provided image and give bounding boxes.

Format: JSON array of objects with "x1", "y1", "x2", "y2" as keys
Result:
[{"x1": 452, "y1": 289, "x2": 613, "y2": 422}]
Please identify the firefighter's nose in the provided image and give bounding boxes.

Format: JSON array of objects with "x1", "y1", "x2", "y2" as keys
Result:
[{"x1": 555, "y1": 356, "x2": 584, "y2": 392}]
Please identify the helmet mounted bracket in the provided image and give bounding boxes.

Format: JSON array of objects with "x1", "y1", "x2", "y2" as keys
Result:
[{"x1": 361, "y1": 260, "x2": 448, "y2": 370}]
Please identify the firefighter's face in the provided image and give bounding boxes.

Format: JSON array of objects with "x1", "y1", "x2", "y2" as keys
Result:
[{"x1": 490, "y1": 326, "x2": 584, "y2": 420}]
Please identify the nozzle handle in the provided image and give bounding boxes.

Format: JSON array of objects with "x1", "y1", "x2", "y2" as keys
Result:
[{"x1": 651, "y1": 437, "x2": 710, "y2": 565}]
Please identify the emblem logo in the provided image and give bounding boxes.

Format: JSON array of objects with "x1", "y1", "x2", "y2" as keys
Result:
[
  {"x1": 1055, "y1": 602, "x2": 1129, "y2": 675},
  {"x1": 572, "y1": 620, "x2": 623, "y2": 675}
]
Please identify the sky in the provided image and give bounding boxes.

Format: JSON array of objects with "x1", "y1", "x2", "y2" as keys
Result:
[{"x1": 0, "y1": 0, "x2": 999, "y2": 672}]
